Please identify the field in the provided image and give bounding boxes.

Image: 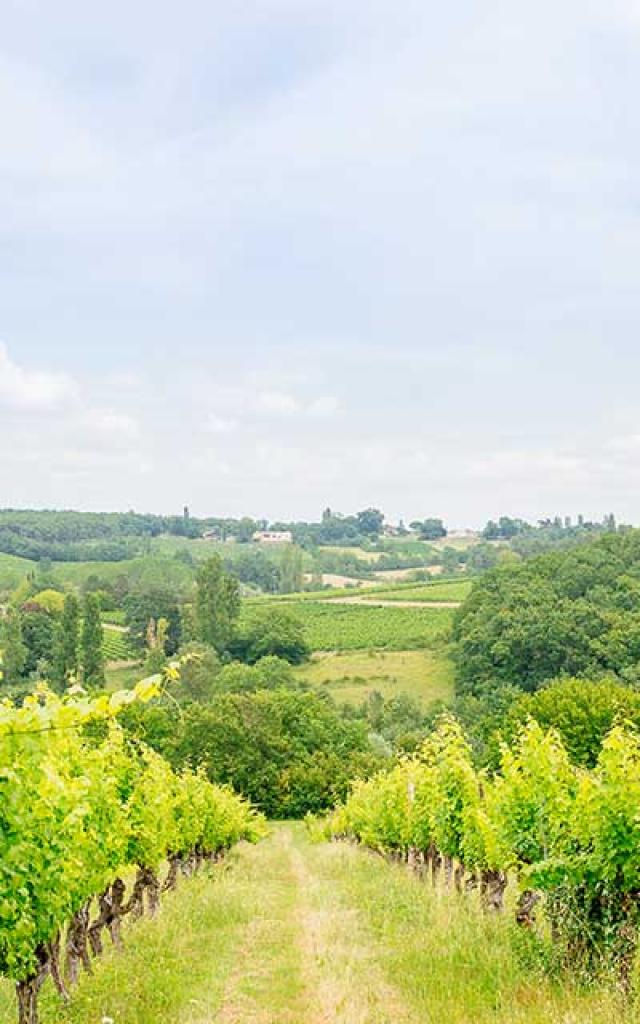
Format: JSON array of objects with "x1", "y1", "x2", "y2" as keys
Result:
[
  {"x1": 102, "y1": 624, "x2": 134, "y2": 662},
  {"x1": 251, "y1": 600, "x2": 454, "y2": 650},
  {"x1": 0, "y1": 825, "x2": 627, "y2": 1024},
  {"x1": 320, "y1": 545, "x2": 384, "y2": 563},
  {"x1": 297, "y1": 649, "x2": 453, "y2": 707},
  {"x1": 0, "y1": 551, "x2": 34, "y2": 589},
  {"x1": 358, "y1": 579, "x2": 472, "y2": 602}
]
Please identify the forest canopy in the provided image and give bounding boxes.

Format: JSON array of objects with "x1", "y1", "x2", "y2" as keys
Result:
[{"x1": 453, "y1": 529, "x2": 640, "y2": 695}]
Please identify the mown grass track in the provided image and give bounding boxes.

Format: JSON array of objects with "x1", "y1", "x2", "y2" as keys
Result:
[{"x1": 1, "y1": 825, "x2": 632, "y2": 1024}]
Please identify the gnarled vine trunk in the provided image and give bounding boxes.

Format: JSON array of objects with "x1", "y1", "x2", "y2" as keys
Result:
[
  {"x1": 443, "y1": 855, "x2": 454, "y2": 888},
  {"x1": 163, "y1": 854, "x2": 183, "y2": 892},
  {"x1": 481, "y1": 869, "x2": 508, "y2": 912},
  {"x1": 515, "y1": 889, "x2": 541, "y2": 928},
  {"x1": 15, "y1": 947, "x2": 49, "y2": 1024},
  {"x1": 66, "y1": 901, "x2": 93, "y2": 985},
  {"x1": 89, "y1": 878, "x2": 127, "y2": 955},
  {"x1": 429, "y1": 844, "x2": 442, "y2": 887},
  {"x1": 46, "y1": 932, "x2": 69, "y2": 1002}
]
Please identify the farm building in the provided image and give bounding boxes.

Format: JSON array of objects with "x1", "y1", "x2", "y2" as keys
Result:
[{"x1": 252, "y1": 530, "x2": 293, "y2": 544}]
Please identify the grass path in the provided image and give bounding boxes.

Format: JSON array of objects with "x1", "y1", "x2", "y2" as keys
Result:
[{"x1": 1, "y1": 826, "x2": 634, "y2": 1024}]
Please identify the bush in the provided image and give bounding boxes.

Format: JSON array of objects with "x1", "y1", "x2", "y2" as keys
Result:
[
  {"x1": 230, "y1": 608, "x2": 310, "y2": 665},
  {"x1": 123, "y1": 688, "x2": 382, "y2": 817}
]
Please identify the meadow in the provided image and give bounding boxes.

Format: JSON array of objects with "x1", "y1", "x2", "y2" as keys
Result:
[{"x1": 297, "y1": 649, "x2": 453, "y2": 707}]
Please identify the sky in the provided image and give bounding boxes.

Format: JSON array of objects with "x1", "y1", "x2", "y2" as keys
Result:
[{"x1": 2, "y1": 0, "x2": 640, "y2": 527}]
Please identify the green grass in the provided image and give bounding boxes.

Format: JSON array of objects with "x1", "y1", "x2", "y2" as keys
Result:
[
  {"x1": 105, "y1": 662, "x2": 144, "y2": 690},
  {"x1": 102, "y1": 609, "x2": 127, "y2": 625},
  {"x1": 0, "y1": 837, "x2": 307, "y2": 1024},
  {"x1": 0, "y1": 551, "x2": 35, "y2": 590},
  {"x1": 246, "y1": 600, "x2": 454, "y2": 651},
  {"x1": 320, "y1": 545, "x2": 384, "y2": 563},
  {"x1": 311, "y1": 831, "x2": 630, "y2": 1023},
  {"x1": 0, "y1": 826, "x2": 630, "y2": 1023},
  {"x1": 297, "y1": 649, "x2": 454, "y2": 708}
]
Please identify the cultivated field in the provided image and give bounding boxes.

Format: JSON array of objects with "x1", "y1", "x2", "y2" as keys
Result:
[
  {"x1": 360, "y1": 580, "x2": 472, "y2": 602},
  {"x1": 251, "y1": 600, "x2": 454, "y2": 650}
]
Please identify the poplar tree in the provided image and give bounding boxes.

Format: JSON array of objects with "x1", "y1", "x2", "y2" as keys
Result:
[
  {"x1": 1, "y1": 610, "x2": 27, "y2": 687},
  {"x1": 52, "y1": 593, "x2": 80, "y2": 691},
  {"x1": 81, "y1": 594, "x2": 105, "y2": 687},
  {"x1": 195, "y1": 555, "x2": 240, "y2": 653}
]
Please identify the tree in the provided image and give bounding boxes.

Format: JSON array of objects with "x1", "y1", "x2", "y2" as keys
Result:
[
  {"x1": 124, "y1": 586, "x2": 182, "y2": 654},
  {"x1": 52, "y1": 593, "x2": 80, "y2": 691},
  {"x1": 229, "y1": 608, "x2": 310, "y2": 665},
  {"x1": 510, "y1": 677, "x2": 640, "y2": 768},
  {"x1": 482, "y1": 517, "x2": 529, "y2": 540},
  {"x1": 144, "y1": 616, "x2": 169, "y2": 674},
  {"x1": 1, "y1": 610, "x2": 27, "y2": 687},
  {"x1": 167, "y1": 689, "x2": 381, "y2": 817},
  {"x1": 356, "y1": 508, "x2": 384, "y2": 536},
  {"x1": 20, "y1": 607, "x2": 56, "y2": 676},
  {"x1": 410, "y1": 518, "x2": 447, "y2": 540},
  {"x1": 194, "y1": 555, "x2": 241, "y2": 653},
  {"x1": 453, "y1": 531, "x2": 640, "y2": 695},
  {"x1": 279, "y1": 544, "x2": 304, "y2": 594},
  {"x1": 30, "y1": 589, "x2": 65, "y2": 614},
  {"x1": 81, "y1": 594, "x2": 105, "y2": 687}
]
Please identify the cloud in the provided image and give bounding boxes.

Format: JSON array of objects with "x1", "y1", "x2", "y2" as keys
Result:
[
  {"x1": 204, "y1": 414, "x2": 238, "y2": 435},
  {"x1": 79, "y1": 409, "x2": 141, "y2": 444},
  {"x1": 253, "y1": 389, "x2": 341, "y2": 419},
  {"x1": 255, "y1": 390, "x2": 301, "y2": 417},
  {"x1": 0, "y1": 343, "x2": 78, "y2": 410},
  {"x1": 308, "y1": 395, "x2": 340, "y2": 418}
]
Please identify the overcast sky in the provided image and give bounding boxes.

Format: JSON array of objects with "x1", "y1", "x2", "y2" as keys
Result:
[{"x1": 2, "y1": 1, "x2": 640, "y2": 527}]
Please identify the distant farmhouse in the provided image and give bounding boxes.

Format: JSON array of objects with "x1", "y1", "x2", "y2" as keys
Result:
[
  {"x1": 202, "y1": 529, "x2": 236, "y2": 543},
  {"x1": 252, "y1": 530, "x2": 293, "y2": 544},
  {"x1": 202, "y1": 529, "x2": 221, "y2": 541}
]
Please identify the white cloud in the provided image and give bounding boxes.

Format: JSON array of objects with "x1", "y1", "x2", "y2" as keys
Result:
[
  {"x1": 0, "y1": 342, "x2": 78, "y2": 410},
  {"x1": 308, "y1": 395, "x2": 340, "y2": 418},
  {"x1": 204, "y1": 414, "x2": 238, "y2": 435},
  {"x1": 469, "y1": 449, "x2": 587, "y2": 482},
  {"x1": 79, "y1": 409, "x2": 141, "y2": 442},
  {"x1": 254, "y1": 390, "x2": 301, "y2": 417}
]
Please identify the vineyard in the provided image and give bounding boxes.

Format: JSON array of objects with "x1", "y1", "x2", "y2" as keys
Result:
[
  {"x1": 324, "y1": 717, "x2": 640, "y2": 984},
  {"x1": 0, "y1": 671, "x2": 265, "y2": 1024},
  {"x1": 254, "y1": 601, "x2": 454, "y2": 650},
  {"x1": 358, "y1": 580, "x2": 472, "y2": 602},
  {"x1": 102, "y1": 625, "x2": 134, "y2": 661}
]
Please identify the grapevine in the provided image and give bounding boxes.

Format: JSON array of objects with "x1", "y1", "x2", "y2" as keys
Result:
[
  {"x1": 325, "y1": 716, "x2": 640, "y2": 983},
  {"x1": 0, "y1": 670, "x2": 266, "y2": 1024}
]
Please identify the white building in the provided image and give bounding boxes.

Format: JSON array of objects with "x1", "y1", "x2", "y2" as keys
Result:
[{"x1": 252, "y1": 530, "x2": 293, "y2": 544}]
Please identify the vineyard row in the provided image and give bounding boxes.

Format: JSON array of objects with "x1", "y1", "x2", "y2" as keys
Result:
[
  {"x1": 324, "y1": 717, "x2": 640, "y2": 988},
  {"x1": 0, "y1": 672, "x2": 266, "y2": 1024}
]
